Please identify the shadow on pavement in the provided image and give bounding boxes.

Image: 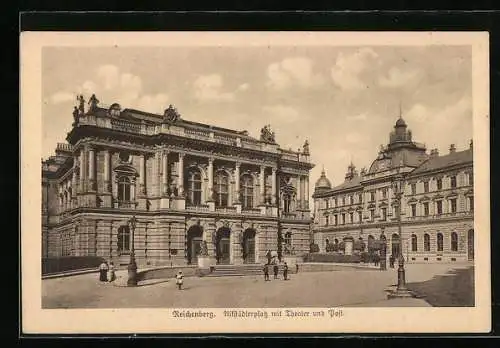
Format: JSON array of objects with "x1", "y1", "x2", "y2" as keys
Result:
[{"x1": 406, "y1": 266, "x2": 475, "y2": 307}]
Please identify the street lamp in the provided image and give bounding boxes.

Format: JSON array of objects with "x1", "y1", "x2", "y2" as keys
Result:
[
  {"x1": 388, "y1": 168, "x2": 413, "y2": 298},
  {"x1": 127, "y1": 215, "x2": 138, "y2": 287}
]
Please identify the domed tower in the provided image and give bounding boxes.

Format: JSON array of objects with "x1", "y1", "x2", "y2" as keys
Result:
[
  {"x1": 389, "y1": 115, "x2": 413, "y2": 145},
  {"x1": 314, "y1": 167, "x2": 332, "y2": 193}
]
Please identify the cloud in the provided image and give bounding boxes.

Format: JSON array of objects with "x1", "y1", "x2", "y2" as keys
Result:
[
  {"x1": 51, "y1": 65, "x2": 169, "y2": 114},
  {"x1": 266, "y1": 57, "x2": 323, "y2": 90},
  {"x1": 330, "y1": 48, "x2": 379, "y2": 90},
  {"x1": 345, "y1": 132, "x2": 363, "y2": 144},
  {"x1": 237, "y1": 83, "x2": 250, "y2": 91},
  {"x1": 50, "y1": 91, "x2": 75, "y2": 104},
  {"x1": 262, "y1": 105, "x2": 300, "y2": 123},
  {"x1": 379, "y1": 67, "x2": 420, "y2": 88},
  {"x1": 347, "y1": 113, "x2": 368, "y2": 121},
  {"x1": 193, "y1": 74, "x2": 234, "y2": 102}
]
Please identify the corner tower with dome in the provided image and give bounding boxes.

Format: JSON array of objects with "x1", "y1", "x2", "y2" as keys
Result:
[{"x1": 312, "y1": 117, "x2": 474, "y2": 264}]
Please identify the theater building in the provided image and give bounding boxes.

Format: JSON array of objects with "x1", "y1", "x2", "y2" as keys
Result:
[
  {"x1": 42, "y1": 96, "x2": 314, "y2": 267},
  {"x1": 312, "y1": 117, "x2": 474, "y2": 263}
]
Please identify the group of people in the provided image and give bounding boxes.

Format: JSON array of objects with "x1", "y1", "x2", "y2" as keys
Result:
[
  {"x1": 98, "y1": 261, "x2": 116, "y2": 283},
  {"x1": 263, "y1": 262, "x2": 289, "y2": 281}
]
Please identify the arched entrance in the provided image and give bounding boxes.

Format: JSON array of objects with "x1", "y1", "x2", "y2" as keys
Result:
[
  {"x1": 242, "y1": 228, "x2": 256, "y2": 264},
  {"x1": 215, "y1": 227, "x2": 231, "y2": 264},
  {"x1": 187, "y1": 225, "x2": 203, "y2": 265},
  {"x1": 467, "y1": 229, "x2": 474, "y2": 261},
  {"x1": 391, "y1": 233, "x2": 400, "y2": 258}
]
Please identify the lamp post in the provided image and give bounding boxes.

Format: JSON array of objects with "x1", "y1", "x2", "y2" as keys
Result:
[
  {"x1": 388, "y1": 169, "x2": 413, "y2": 298},
  {"x1": 127, "y1": 215, "x2": 138, "y2": 287}
]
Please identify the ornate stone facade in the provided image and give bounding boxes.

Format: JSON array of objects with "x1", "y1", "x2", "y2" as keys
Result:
[
  {"x1": 312, "y1": 117, "x2": 474, "y2": 263},
  {"x1": 42, "y1": 98, "x2": 314, "y2": 267}
]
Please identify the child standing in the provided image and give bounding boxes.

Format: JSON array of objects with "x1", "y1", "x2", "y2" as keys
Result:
[
  {"x1": 107, "y1": 261, "x2": 116, "y2": 282},
  {"x1": 175, "y1": 271, "x2": 184, "y2": 290}
]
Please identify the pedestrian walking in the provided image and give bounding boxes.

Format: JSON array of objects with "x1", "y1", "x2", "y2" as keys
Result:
[
  {"x1": 263, "y1": 263, "x2": 270, "y2": 281},
  {"x1": 98, "y1": 261, "x2": 108, "y2": 282},
  {"x1": 175, "y1": 271, "x2": 184, "y2": 290},
  {"x1": 273, "y1": 264, "x2": 279, "y2": 279},
  {"x1": 295, "y1": 263, "x2": 299, "y2": 274},
  {"x1": 107, "y1": 261, "x2": 116, "y2": 283},
  {"x1": 283, "y1": 262, "x2": 289, "y2": 280}
]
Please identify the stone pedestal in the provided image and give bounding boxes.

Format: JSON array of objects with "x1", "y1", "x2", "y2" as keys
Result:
[
  {"x1": 207, "y1": 201, "x2": 215, "y2": 212},
  {"x1": 137, "y1": 197, "x2": 148, "y2": 210},
  {"x1": 233, "y1": 203, "x2": 242, "y2": 214},
  {"x1": 160, "y1": 197, "x2": 170, "y2": 209},
  {"x1": 100, "y1": 194, "x2": 112, "y2": 208},
  {"x1": 197, "y1": 256, "x2": 215, "y2": 269}
]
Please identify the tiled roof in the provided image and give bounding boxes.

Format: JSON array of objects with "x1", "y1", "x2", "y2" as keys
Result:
[
  {"x1": 330, "y1": 175, "x2": 362, "y2": 192},
  {"x1": 411, "y1": 149, "x2": 472, "y2": 175}
]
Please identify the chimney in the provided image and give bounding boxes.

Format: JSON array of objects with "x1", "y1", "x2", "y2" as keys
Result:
[{"x1": 449, "y1": 144, "x2": 456, "y2": 154}]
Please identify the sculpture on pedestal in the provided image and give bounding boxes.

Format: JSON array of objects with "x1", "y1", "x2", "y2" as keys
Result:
[
  {"x1": 163, "y1": 104, "x2": 181, "y2": 123},
  {"x1": 260, "y1": 124, "x2": 276, "y2": 143},
  {"x1": 88, "y1": 93, "x2": 100, "y2": 112},
  {"x1": 302, "y1": 140, "x2": 310, "y2": 155},
  {"x1": 77, "y1": 95, "x2": 85, "y2": 115}
]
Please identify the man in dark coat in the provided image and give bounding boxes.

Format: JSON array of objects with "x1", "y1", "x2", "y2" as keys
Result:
[
  {"x1": 273, "y1": 263, "x2": 279, "y2": 279},
  {"x1": 263, "y1": 264, "x2": 270, "y2": 281}
]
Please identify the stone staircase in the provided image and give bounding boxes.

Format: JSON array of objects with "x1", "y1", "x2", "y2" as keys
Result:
[{"x1": 205, "y1": 263, "x2": 290, "y2": 277}]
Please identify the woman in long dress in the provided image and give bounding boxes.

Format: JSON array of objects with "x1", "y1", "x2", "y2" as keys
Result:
[
  {"x1": 107, "y1": 261, "x2": 116, "y2": 282},
  {"x1": 99, "y1": 261, "x2": 108, "y2": 282}
]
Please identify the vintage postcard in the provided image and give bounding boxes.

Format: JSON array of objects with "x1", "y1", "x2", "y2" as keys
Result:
[{"x1": 21, "y1": 31, "x2": 490, "y2": 334}]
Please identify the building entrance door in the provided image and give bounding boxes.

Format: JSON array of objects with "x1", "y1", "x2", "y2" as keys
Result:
[
  {"x1": 215, "y1": 227, "x2": 231, "y2": 264},
  {"x1": 243, "y1": 228, "x2": 256, "y2": 264},
  {"x1": 467, "y1": 229, "x2": 474, "y2": 261},
  {"x1": 187, "y1": 225, "x2": 203, "y2": 265},
  {"x1": 191, "y1": 237, "x2": 202, "y2": 265}
]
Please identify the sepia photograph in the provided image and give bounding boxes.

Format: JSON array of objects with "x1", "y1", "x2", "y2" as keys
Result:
[{"x1": 21, "y1": 31, "x2": 490, "y2": 334}]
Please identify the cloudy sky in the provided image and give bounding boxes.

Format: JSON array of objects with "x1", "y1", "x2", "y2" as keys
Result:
[{"x1": 42, "y1": 45, "x2": 472, "y2": 193}]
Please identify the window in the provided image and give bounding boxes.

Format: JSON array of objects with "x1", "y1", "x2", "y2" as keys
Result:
[
  {"x1": 370, "y1": 209, "x2": 375, "y2": 222},
  {"x1": 423, "y1": 202, "x2": 429, "y2": 216},
  {"x1": 436, "y1": 178, "x2": 442, "y2": 190},
  {"x1": 469, "y1": 196, "x2": 474, "y2": 211},
  {"x1": 436, "y1": 200, "x2": 443, "y2": 215},
  {"x1": 334, "y1": 215, "x2": 338, "y2": 226},
  {"x1": 349, "y1": 195, "x2": 353, "y2": 205},
  {"x1": 411, "y1": 204, "x2": 417, "y2": 217},
  {"x1": 423, "y1": 181, "x2": 429, "y2": 193},
  {"x1": 324, "y1": 199, "x2": 329, "y2": 209},
  {"x1": 450, "y1": 176, "x2": 457, "y2": 189},
  {"x1": 450, "y1": 198, "x2": 457, "y2": 213},
  {"x1": 370, "y1": 192, "x2": 375, "y2": 202},
  {"x1": 118, "y1": 176, "x2": 132, "y2": 202},
  {"x1": 341, "y1": 213, "x2": 346, "y2": 225},
  {"x1": 468, "y1": 172, "x2": 474, "y2": 186},
  {"x1": 381, "y1": 207, "x2": 387, "y2": 221},
  {"x1": 411, "y1": 184, "x2": 416, "y2": 195},
  {"x1": 349, "y1": 212, "x2": 354, "y2": 224},
  {"x1": 117, "y1": 226, "x2": 130, "y2": 254},
  {"x1": 324, "y1": 216, "x2": 329, "y2": 226},
  {"x1": 342, "y1": 196, "x2": 346, "y2": 206},
  {"x1": 215, "y1": 171, "x2": 229, "y2": 207},
  {"x1": 424, "y1": 233, "x2": 430, "y2": 251},
  {"x1": 241, "y1": 175, "x2": 254, "y2": 209},
  {"x1": 358, "y1": 212, "x2": 363, "y2": 223},
  {"x1": 358, "y1": 193, "x2": 363, "y2": 203},
  {"x1": 451, "y1": 232, "x2": 458, "y2": 252},
  {"x1": 284, "y1": 232, "x2": 292, "y2": 246},
  {"x1": 186, "y1": 169, "x2": 202, "y2": 205},
  {"x1": 411, "y1": 234, "x2": 418, "y2": 252},
  {"x1": 283, "y1": 194, "x2": 291, "y2": 213},
  {"x1": 437, "y1": 233, "x2": 443, "y2": 252},
  {"x1": 382, "y1": 188, "x2": 387, "y2": 199}
]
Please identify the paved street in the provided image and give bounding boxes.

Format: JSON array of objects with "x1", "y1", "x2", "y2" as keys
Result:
[{"x1": 42, "y1": 263, "x2": 472, "y2": 309}]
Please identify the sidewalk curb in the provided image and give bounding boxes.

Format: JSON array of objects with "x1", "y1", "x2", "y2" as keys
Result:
[{"x1": 42, "y1": 268, "x2": 99, "y2": 279}]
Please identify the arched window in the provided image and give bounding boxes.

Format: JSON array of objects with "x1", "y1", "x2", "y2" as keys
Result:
[
  {"x1": 186, "y1": 168, "x2": 202, "y2": 205},
  {"x1": 117, "y1": 226, "x2": 130, "y2": 254},
  {"x1": 451, "y1": 232, "x2": 458, "y2": 252},
  {"x1": 215, "y1": 171, "x2": 229, "y2": 207},
  {"x1": 241, "y1": 175, "x2": 254, "y2": 209},
  {"x1": 118, "y1": 176, "x2": 131, "y2": 202},
  {"x1": 437, "y1": 232, "x2": 444, "y2": 252},
  {"x1": 424, "y1": 233, "x2": 430, "y2": 252},
  {"x1": 411, "y1": 234, "x2": 418, "y2": 252}
]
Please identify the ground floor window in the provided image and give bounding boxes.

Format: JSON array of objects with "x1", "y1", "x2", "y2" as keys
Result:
[{"x1": 117, "y1": 226, "x2": 131, "y2": 254}]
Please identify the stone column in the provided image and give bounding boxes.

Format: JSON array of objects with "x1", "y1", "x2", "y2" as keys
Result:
[
  {"x1": 79, "y1": 151, "x2": 85, "y2": 193},
  {"x1": 88, "y1": 146, "x2": 95, "y2": 191},
  {"x1": 139, "y1": 154, "x2": 146, "y2": 195},
  {"x1": 259, "y1": 166, "x2": 265, "y2": 205},
  {"x1": 296, "y1": 176, "x2": 302, "y2": 210},
  {"x1": 300, "y1": 176, "x2": 305, "y2": 209},
  {"x1": 71, "y1": 167, "x2": 77, "y2": 207},
  {"x1": 162, "y1": 150, "x2": 169, "y2": 195},
  {"x1": 304, "y1": 175, "x2": 309, "y2": 209},
  {"x1": 207, "y1": 157, "x2": 214, "y2": 201},
  {"x1": 103, "y1": 150, "x2": 110, "y2": 192},
  {"x1": 271, "y1": 167, "x2": 277, "y2": 205},
  {"x1": 178, "y1": 153, "x2": 185, "y2": 196},
  {"x1": 234, "y1": 162, "x2": 241, "y2": 203}
]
